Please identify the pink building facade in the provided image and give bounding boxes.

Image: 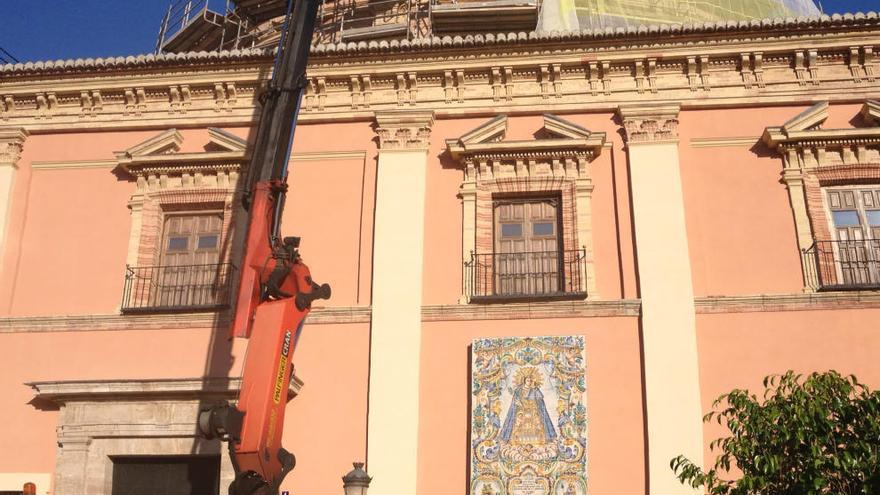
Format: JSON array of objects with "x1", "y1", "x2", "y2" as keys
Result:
[{"x1": 1, "y1": 11, "x2": 880, "y2": 495}]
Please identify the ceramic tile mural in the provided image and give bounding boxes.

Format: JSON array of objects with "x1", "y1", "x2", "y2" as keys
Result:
[{"x1": 470, "y1": 336, "x2": 587, "y2": 495}]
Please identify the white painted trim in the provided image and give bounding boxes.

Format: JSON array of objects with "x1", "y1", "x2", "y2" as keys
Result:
[
  {"x1": 290, "y1": 150, "x2": 367, "y2": 161},
  {"x1": 31, "y1": 159, "x2": 116, "y2": 170},
  {"x1": 689, "y1": 136, "x2": 758, "y2": 148}
]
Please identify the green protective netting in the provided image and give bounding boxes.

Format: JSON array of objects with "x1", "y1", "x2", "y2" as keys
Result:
[{"x1": 537, "y1": 0, "x2": 820, "y2": 31}]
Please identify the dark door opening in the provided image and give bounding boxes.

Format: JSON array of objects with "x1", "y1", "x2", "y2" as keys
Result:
[{"x1": 111, "y1": 455, "x2": 220, "y2": 495}]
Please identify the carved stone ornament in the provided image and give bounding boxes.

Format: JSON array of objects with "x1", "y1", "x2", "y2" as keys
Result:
[
  {"x1": 0, "y1": 128, "x2": 28, "y2": 165},
  {"x1": 374, "y1": 110, "x2": 435, "y2": 150},
  {"x1": 762, "y1": 100, "x2": 880, "y2": 291},
  {"x1": 618, "y1": 104, "x2": 680, "y2": 143},
  {"x1": 446, "y1": 115, "x2": 605, "y2": 301}
]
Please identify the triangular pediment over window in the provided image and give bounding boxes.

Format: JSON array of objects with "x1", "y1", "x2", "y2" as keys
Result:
[
  {"x1": 121, "y1": 129, "x2": 184, "y2": 157},
  {"x1": 446, "y1": 114, "x2": 605, "y2": 160},
  {"x1": 114, "y1": 128, "x2": 249, "y2": 177},
  {"x1": 763, "y1": 100, "x2": 880, "y2": 149}
]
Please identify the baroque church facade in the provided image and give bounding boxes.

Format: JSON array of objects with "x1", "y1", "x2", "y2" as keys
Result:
[{"x1": 1, "y1": 2, "x2": 880, "y2": 494}]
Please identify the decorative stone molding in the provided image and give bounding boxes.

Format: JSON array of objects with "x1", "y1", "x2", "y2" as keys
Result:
[
  {"x1": 2, "y1": 26, "x2": 880, "y2": 132},
  {"x1": 618, "y1": 104, "x2": 681, "y2": 143},
  {"x1": 0, "y1": 128, "x2": 28, "y2": 278},
  {"x1": 0, "y1": 306, "x2": 371, "y2": 333},
  {"x1": 114, "y1": 128, "x2": 248, "y2": 271},
  {"x1": 374, "y1": 110, "x2": 434, "y2": 150},
  {"x1": 0, "y1": 128, "x2": 27, "y2": 165},
  {"x1": 30, "y1": 377, "x2": 301, "y2": 494},
  {"x1": 29, "y1": 376, "x2": 302, "y2": 403},
  {"x1": 421, "y1": 299, "x2": 641, "y2": 321},
  {"x1": 695, "y1": 291, "x2": 880, "y2": 314},
  {"x1": 762, "y1": 100, "x2": 880, "y2": 291},
  {"x1": 446, "y1": 114, "x2": 606, "y2": 301}
]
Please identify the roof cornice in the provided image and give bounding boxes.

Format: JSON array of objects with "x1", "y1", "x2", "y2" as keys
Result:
[{"x1": 2, "y1": 12, "x2": 879, "y2": 78}]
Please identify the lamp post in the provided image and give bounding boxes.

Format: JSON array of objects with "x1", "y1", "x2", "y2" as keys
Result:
[{"x1": 342, "y1": 462, "x2": 371, "y2": 495}]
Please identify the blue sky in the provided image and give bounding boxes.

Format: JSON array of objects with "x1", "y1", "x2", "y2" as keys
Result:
[{"x1": 0, "y1": 0, "x2": 877, "y2": 62}]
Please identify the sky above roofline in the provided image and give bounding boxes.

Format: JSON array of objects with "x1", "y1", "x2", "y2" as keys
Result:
[{"x1": 0, "y1": 0, "x2": 875, "y2": 63}]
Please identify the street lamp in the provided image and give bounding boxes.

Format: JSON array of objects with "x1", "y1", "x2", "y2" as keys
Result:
[{"x1": 342, "y1": 462, "x2": 371, "y2": 495}]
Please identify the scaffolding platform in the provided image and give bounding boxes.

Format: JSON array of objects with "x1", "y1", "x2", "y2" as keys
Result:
[
  {"x1": 158, "y1": 1, "x2": 245, "y2": 53},
  {"x1": 234, "y1": 0, "x2": 289, "y2": 23},
  {"x1": 431, "y1": 0, "x2": 539, "y2": 33}
]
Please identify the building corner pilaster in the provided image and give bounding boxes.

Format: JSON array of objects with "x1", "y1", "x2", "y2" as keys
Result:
[
  {"x1": 618, "y1": 104, "x2": 705, "y2": 495},
  {"x1": 367, "y1": 110, "x2": 434, "y2": 495},
  {"x1": 0, "y1": 128, "x2": 29, "y2": 284}
]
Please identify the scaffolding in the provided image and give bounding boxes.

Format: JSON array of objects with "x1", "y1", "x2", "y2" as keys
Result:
[
  {"x1": 156, "y1": 0, "x2": 430, "y2": 53},
  {"x1": 569, "y1": 0, "x2": 820, "y2": 31},
  {"x1": 155, "y1": 0, "x2": 820, "y2": 53}
]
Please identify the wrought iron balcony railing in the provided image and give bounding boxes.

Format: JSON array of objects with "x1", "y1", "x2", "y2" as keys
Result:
[
  {"x1": 121, "y1": 263, "x2": 237, "y2": 313},
  {"x1": 802, "y1": 239, "x2": 880, "y2": 291},
  {"x1": 464, "y1": 249, "x2": 587, "y2": 302}
]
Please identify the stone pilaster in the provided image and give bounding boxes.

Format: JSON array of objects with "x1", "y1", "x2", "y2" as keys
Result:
[
  {"x1": 618, "y1": 104, "x2": 705, "y2": 495},
  {"x1": 368, "y1": 110, "x2": 434, "y2": 495},
  {"x1": 0, "y1": 128, "x2": 28, "y2": 275}
]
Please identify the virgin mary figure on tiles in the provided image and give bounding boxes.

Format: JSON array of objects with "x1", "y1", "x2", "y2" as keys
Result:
[
  {"x1": 470, "y1": 336, "x2": 587, "y2": 495},
  {"x1": 500, "y1": 366, "x2": 558, "y2": 460}
]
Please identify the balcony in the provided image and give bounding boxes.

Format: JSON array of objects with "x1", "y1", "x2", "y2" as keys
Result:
[
  {"x1": 465, "y1": 249, "x2": 587, "y2": 302},
  {"x1": 121, "y1": 263, "x2": 237, "y2": 313},
  {"x1": 803, "y1": 239, "x2": 880, "y2": 291}
]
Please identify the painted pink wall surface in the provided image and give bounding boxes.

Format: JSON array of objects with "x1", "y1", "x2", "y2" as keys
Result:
[
  {"x1": 696, "y1": 309, "x2": 880, "y2": 469},
  {"x1": 281, "y1": 121, "x2": 378, "y2": 306},
  {"x1": 280, "y1": 321, "x2": 370, "y2": 494},
  {"x1": 679, "y1": 107, "x2": 808, "y2": 297},
  {"x1": 418, "y1": 317, "x2": 645, "y2": 495},
  {"x1": 678, "y1": 104, "x2": 869, "y2": 297}
]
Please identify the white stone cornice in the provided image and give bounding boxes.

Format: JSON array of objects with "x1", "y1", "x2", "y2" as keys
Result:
[
  {"x1": 374, "y1": 109, "x2": 434, "y2": 150},
  {"x1": 2, "y1": 14, "x2": 880, "y2": 78},
  {"x1": 618, "y1": 104, "x2": 681, "y2": 143},
  {"x1": 3, "y1": 37, "x2": 880, "y2": 132},
  {"x1": 29, "y1": 376, "x2": 303, "y2": 404},
  {"x1": 0, "y1": 127, "x2": 28, "y2": 165}
]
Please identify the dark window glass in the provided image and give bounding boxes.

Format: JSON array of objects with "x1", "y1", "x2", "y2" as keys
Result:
[
  {"x1": 197, "y1": 235, "x2": 219, "y2": 249},
  {"x1": 866, "y1": 210, "x2": 880, "y2": 226},
  {"x1": 533, "y1": 222, "x2": 554, "y2": 236},
  {"x1": 501, "y1": 223, "x2": 523, "y2": 237},
  {"x1": 111, "y1": 455, "x2": 219, "y2": 495},
  {"x1": 832, "y1": 210, "x2": 860, "y2": 227},
  {"x1": 167, "y1": 236, "x2": 188, "y2": 251}
]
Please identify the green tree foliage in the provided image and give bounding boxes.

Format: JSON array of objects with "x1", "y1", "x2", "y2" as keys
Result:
[{"x1": 670, "y1": 371, "x2": 880, "y2": 495}]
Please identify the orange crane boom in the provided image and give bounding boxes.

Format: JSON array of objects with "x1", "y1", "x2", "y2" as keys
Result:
[{"x1": 196, "y1": 0, "x2": 329, "y2": 493}]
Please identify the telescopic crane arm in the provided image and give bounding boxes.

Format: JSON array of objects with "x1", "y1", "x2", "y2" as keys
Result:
[{"x1": 197, "y1": 1, "x2": 330, "y2": 494}]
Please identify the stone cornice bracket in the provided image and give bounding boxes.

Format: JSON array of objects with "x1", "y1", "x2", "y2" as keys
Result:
[
  {"x1": 374, "y1": 110, "x2": 435, "y2": 150},
  {"x1": 618, "y1": 104, "x2": 681, "y2": 144},
  {"x1": 860, "y1": 99, "x2": 880, "y2": 125},
  {"x1": 0, "y1": 128, "x2": 28, "y2": 166}
]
